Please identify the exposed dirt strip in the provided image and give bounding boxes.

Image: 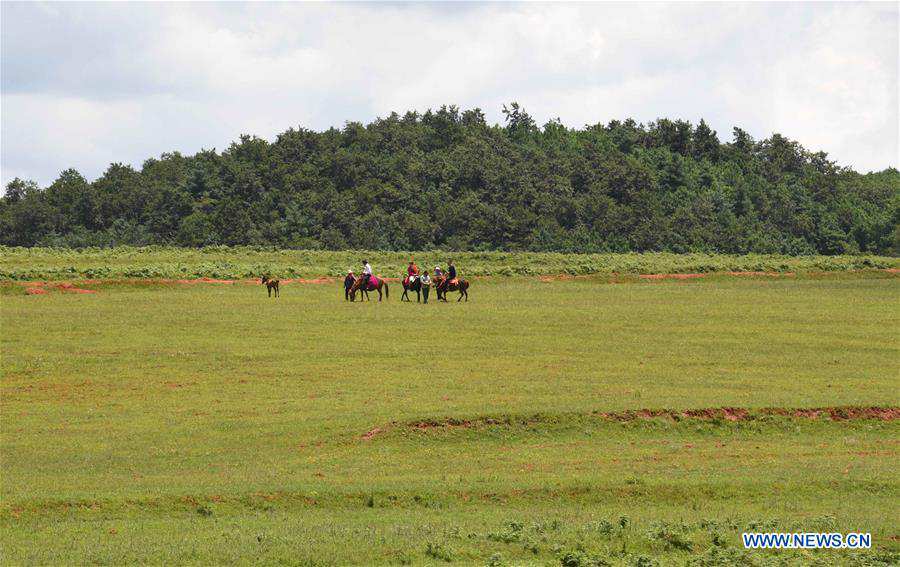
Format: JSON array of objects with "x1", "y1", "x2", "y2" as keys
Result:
[
  {"x1": 19, "y1": 282, "x2": 97, "y2": 294},
  {"x1": 8, "y1": 268, "x2": 897, "y2": 292},
  {"x1": 599, "y1": 406, "x2": 900, "y2": 421},
  {"x1": 639, "y1": 273, "x2": 705, "y2": 280},
  {"x1": 360, "y1": 406, "x2": 900, "y2": 440}
]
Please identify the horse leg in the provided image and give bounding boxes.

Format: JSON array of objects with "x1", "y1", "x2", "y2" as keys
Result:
[{"x1": 378, "y1": 287, "x2": 383, "y2": 302}]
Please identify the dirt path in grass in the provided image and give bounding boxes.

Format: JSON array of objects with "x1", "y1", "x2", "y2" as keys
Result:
[
  {"x1": 22, "y1": 282, "x2": 97, "y2": 294},
  {"x1": 360, "y1": 406, "x2": 900, "y2": 440},
  {"x1": 9, "y1": 268, "x2": 897, "y2": 292}
]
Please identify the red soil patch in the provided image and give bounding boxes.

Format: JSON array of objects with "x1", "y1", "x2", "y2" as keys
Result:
[
  {"x1": 727, "y1": 271, "x2": 795, "y2": 277},
  {"x1": 597, "y1": 406, "x2": 899, "y2": 422},
  {"x1": 175, "y1": 278, "x2": 234, "y2": 284},
  {"x1": 639, "y1": 273, "x2": 704, "y2": 280},
  {"x1": 56, "y1": 282, "x2": 97, "y2": 294},
  {"x1": 360, "y1": 427, "x2": 384, "y2": 440},
  {"x1": 10, "y1": 267, "x2": 897, "y2": 289},
  {"x1": 281, "y1": 277, "x2": 335, "y2": 285},
  {"x1": 20, "y1": 281, "x2": 98, "y2": 294}
]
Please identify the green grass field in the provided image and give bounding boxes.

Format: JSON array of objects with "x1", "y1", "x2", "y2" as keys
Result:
[
  {"x1": 1, "y1": 246, "x2": 897, "y2": 280},
  {"x1": 2, "y1": 267, "x2": 899, "y2": 565}
]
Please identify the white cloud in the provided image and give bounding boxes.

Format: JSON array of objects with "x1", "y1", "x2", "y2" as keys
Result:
[{"x1": 2, "y1": 2, "x2": 897, "y2": 187}]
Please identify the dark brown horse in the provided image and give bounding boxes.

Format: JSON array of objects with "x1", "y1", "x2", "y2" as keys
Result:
[
  {"x1": 349, "y1": 275, "x2": 389, "y2": 302},
  {"x1": 401, "y1": 275, "x2": 422, "y2": 302},
  {"x1": 434, "y1": 276, "x2": 469, "y2": 302},
  {"x1": 260, "y1": 275, "x2": 280, "y2": 298}
]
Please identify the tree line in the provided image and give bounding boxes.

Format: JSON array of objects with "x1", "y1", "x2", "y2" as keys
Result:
[{"x1": 2, "y1": 104, "x2": 898, "y2": 255}]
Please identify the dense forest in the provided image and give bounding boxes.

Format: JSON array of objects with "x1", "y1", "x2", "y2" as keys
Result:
[{"x1": 2, "y1": 104, "x2": 898, "y2": 254}]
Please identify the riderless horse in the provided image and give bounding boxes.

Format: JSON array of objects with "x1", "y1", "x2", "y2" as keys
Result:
[{"x1": 260, "y1": 275, "x2": 280, "y2": 298}]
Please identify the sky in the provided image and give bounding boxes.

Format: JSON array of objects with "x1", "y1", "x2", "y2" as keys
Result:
[{"x1": 2, "y1": 1, "x2": 897, "y2": 187}]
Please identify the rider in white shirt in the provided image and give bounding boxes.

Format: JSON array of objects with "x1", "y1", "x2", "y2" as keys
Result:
[{"x1": 362, "y1": 260, "x2": 372, "y2": 286}]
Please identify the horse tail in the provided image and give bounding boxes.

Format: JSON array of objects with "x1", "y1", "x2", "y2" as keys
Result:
[{"x1": 384, "y1": 281, "x2": 389, "y2": 299}]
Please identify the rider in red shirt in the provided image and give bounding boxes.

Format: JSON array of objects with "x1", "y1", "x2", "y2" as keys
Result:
[{"x1": 406, "y1": 259, "x2": 419, "y2": 285}]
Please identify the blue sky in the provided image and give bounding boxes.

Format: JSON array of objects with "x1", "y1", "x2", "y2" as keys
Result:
[{"x1": 2, "y1": 1, "x2": 897, "y2": 187}]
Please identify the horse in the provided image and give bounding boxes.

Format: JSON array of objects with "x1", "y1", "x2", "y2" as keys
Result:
[
  {"x1": 260, "y1": 275, "x2": 280, "y2": 298},
  {"x1": 434, "y1": 276, "x2": 469, "y2": 302},
  {"x1": 401, "y1": 275, "x2": 422, "y2": 302},
  {"x1": 349, "y1": 274, "x2": 389, "y2": 302}
]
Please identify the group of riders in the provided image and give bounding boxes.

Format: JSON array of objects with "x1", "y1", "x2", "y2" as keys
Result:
[{"x1": 344, "y1": 258, "x2": 466, "y2": 302}]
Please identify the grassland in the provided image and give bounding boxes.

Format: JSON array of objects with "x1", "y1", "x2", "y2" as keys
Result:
[
  {"x1": 1, "y1": 245, "x2": 898, "y2": 281},
  {"x1": 1, "y1": 264, "x2": 898, "y2": 565}
]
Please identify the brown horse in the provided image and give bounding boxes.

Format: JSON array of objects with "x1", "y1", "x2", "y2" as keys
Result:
[
  {"x1": 434, "y1": 276, "x2": 469, "y2": 302},
  {"x1": 260, "y1": 275, "x2": 280, "y2": 298},
  {"x1": 349, "y1": 275, "x2": 389, "y2": 302}
]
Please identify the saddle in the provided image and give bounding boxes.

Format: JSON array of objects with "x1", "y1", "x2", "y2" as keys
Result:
[
  {"x1": 360, "y1": 275, "x2": 380, "y2": 291},
  {"x1": 404, "y1": 275, "x2": 418, "y2": 286}
]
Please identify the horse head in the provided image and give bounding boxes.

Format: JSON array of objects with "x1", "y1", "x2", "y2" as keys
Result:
[{"x1": 348, "y1": 276, "x2": 363, "y2": 300}]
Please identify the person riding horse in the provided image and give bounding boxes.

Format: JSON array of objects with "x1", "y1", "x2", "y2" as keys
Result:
[
  {"x1": 402, "y1": 259, "x2": 423, "y2": 302},
  {"x1": 362, "y1": 260, "x2": 372, "y2": 287},
  {"x1": 406, "y1": 259, "x2": 419, "y2": 284},
  {"x1": 349, "y1": 268, "x2": 389, "y2": 302},
  {"x1": 432, "y1": 260, "x2": 468, "y2": 301},
  {"x1": 438, "y1": 260, "x2": 457, "y2": 295}
]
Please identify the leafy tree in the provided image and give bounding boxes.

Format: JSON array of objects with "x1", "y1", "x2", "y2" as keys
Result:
[{"x1": 1, "y1": 104, "x2": 897, "y2": 255}]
